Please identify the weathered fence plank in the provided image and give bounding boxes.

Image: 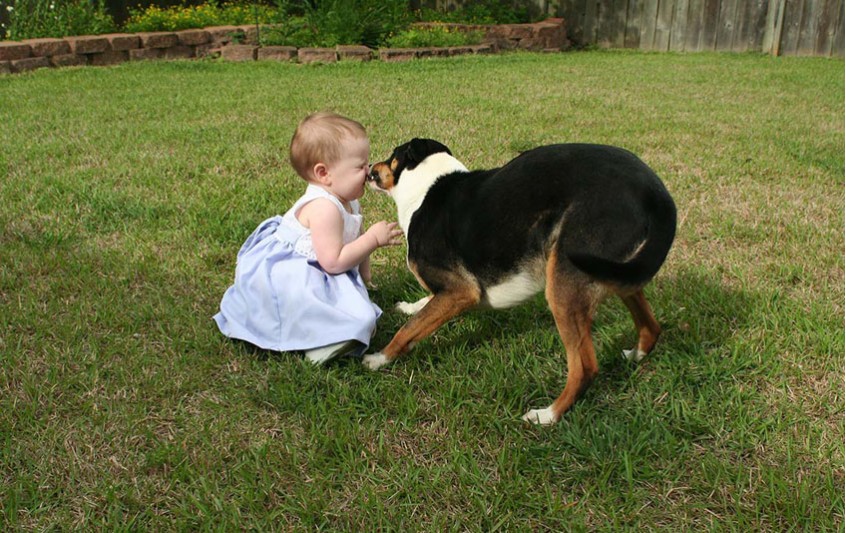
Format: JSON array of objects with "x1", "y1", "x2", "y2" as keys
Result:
[
  {"x1": 829, "y1": 0, "x2": 845, "y2": 55},
  {"x1": 595, "y1": 0, "x2": 614, "y2": 47},
  {"x1": 639, "y1": 0, "x2": 660, "y2": 50},
  {"x1": 834, "y1": 5, "x2": 846, "y2": 55},
  {"x1": 584, "y1": 0, "x2": 600, "y2": 43},
  {"x1": 624, "y1": 0, "x2": 644, "y2": 48},
  {"x1": 611, "y1": 0, "x2": 630, "y2": 48},
  {"x1": 740, "y1": 0, "x2": 770, "y2": 52},
  {"x1": 556, "y1": 0, "x2": 844, "y2": 56},
  {"x1": 701, "y1": 0, "x2": 722, "y2": 50},
  {"x1": 815, "y1": 0, "x2": 843, "y2": 55},
  {"x1": 654, "y1": 0, "x2": 676, "y2": 50},
  {"x1": 683, "y1": 0, "x2": 704, "y2": 51},
  {"x1": 558, "y1": 0, "x2": 583, "y2": 44},
  {"x1": 797, "y1": 0, "x2": 820, "y2": 54},
  {"x1": 715, "y1": 0, "x2": 737, "y2": 50},
  {"x1": 669, "y1": 0, "x2": 690, "y2": 51},
  {"x1": 762, "y1": 0, "x2": 787, "y2": 54},
  {"x1": 780, "y1": 0, "x2": 805, "y2": 54}
]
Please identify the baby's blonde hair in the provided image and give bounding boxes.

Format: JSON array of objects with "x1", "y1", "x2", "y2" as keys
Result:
[{"x1": 290, "y1": 112, "x2": 368, "y2": 181}]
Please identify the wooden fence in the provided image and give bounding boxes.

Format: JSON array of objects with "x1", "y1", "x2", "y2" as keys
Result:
[{"x1": 557, "y1": 0, "x2": 844, "y2": 56}]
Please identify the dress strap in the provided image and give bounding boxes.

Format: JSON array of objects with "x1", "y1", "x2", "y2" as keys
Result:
[
  {"x1": 303, "y1": 185, "x2": 348, "y2": 213},
  {"x1": 283, "y1": 185, "x2": 362, "y2": 248}
]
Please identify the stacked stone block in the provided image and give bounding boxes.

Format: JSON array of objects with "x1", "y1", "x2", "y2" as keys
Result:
[
  {"x1": 0, "y1": 18, "x2": 567, "y2": 75},
  {"x1": 413, "y1": 18, "x2": 569, "y2": 52},
  {"x1": 0, "y1": 25, "x2": 249, "y2": 74}
]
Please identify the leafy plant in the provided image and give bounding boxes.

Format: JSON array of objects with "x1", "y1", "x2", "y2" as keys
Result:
[
  {"x1": 301, "y1": 0, "x2": 410, "y2": 48},
  {"x1": 258, "y1": 0, "x2": 410, "y2": 48},
  {"x1": 2, "y1": 0, "x2": 115, "y2": 40},
  {"x1": 384, "y1": 25, "x2": 484, "y2": 48},
  {"x1": 123, "y1": 0, "x2": 409, "y2": 48},
  {"x1": 258, "y1": 16, "x2": 321, "y2": 48},
  {"x1": 123, "y1": 1, "x2": 285, "y2": 33},
  {"x1": 415, "y1": 0, "x2": 545, "y2": 24}
]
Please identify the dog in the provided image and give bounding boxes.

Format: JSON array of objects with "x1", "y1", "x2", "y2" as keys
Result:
[{"x1": 364, "y1": 139, "x2": 677, "y2": 425}]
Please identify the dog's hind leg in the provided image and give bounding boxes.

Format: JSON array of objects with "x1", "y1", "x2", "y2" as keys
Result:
[
  {"x1": 620, "y1": 289, "x2": 661, "y2": 363},
  {"x1": 523, "y1": 256, "x2": 601, "y2": 426},
  {"x1": 363, "y1": 289, "x2": 479, "y2": 370}
]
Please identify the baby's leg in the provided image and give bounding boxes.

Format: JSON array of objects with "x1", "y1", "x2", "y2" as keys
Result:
[{"x1": 395, "y1": 295, "x2": 432, "y2": 315}]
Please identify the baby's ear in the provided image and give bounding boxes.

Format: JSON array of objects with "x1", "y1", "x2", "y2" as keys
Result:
[{"x1": 312, "y1": 162, "x2": 330, "y2": 183}]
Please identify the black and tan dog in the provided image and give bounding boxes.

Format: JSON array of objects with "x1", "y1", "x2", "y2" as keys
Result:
[{"x1": 365, "y1": 139, "x2": 676, "y2": 425}]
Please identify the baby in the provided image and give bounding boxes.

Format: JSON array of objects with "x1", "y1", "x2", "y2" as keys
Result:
[{"x1": 214, "y1": 112, "x2": 403, "y2": 363}]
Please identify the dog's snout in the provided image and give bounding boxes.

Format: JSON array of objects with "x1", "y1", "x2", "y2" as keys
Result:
[{"x1": 367, "y1": 161, "x2": 396, "y2": 192}]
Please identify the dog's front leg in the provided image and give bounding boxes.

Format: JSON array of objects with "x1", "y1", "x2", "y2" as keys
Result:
[{"x1": 363, "y1": 291, "x2": 478, "y2": 370}]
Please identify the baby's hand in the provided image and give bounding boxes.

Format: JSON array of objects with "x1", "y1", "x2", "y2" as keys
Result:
[{"x1": 367, "y1": 221, "x2": 403, "y2": 247}]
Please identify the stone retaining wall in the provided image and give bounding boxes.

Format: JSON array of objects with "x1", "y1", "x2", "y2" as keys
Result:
[
  {"x1": 414, "y1": 17, "x2": 568, "y2": 52},
  {"x1": 0, "y1": 18, "x2": 567, "y2": 75}
]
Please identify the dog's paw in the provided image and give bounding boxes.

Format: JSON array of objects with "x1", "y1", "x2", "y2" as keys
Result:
[
  {"x1": 622, "y1": 348, "x2": 648, "y2": 363},
  {"x1": 362, "y1": 352, "x2": 390, "y2": 370},
  {"x1": 521, "y1": 407, "x2": 558, "y2": 426},
  {"x1": 394, "y1": 296, "x2": 431, "y2": 315}
]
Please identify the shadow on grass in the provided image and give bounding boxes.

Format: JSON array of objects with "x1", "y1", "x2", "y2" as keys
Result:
[
  {"x1": 363, "y1": 266, "x2": 762, "y2": 374},
  {"x1": 246, "y1": 265, "x2": 769, "y2": 424},
  {"x1": 237, "y1": 264, "x2": 764, "y2": 372},
  {"x1": 600, "y1": 266, "x2": 763, "y2": 379}
]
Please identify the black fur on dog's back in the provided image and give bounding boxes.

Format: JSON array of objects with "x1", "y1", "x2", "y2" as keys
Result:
[{"x1": 407, "y1": 144, "x2": 676, "y2": 289}]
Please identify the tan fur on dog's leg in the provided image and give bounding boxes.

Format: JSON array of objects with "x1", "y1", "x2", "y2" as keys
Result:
[
  {"x1": 620, "y1": 290, "x2": 661, "y2": 363},
  {"x1": 364, "y1": 290, "x2": 478, "y2": 370},
  {"x1": 523, "y1": 253, "x2": 601, "y2": 425}
]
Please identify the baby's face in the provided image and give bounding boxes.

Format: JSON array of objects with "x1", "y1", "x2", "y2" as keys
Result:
[{"x1": 325, "y1": 136, "x2": 370, "y2": 203}]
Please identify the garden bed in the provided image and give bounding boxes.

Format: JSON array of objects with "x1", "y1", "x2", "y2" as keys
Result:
[{"x1": 0, "y1": 18, "x2": 567, "y2": 74}]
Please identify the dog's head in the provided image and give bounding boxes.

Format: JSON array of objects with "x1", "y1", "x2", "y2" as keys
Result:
[{"x1": 368, "y1": 138, "x2": 452, "y2": 193}]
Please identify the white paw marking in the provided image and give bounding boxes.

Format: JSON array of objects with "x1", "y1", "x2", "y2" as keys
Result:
[
  {"x1": 521, "y1": 407, "x2": 558, "y2": 426},
  {"x1": 362, "y1": 352, "x2": 390, "y2": 370},
  {"x1": 395, "y1": 296, "x2": 431, "y2": 315},
  {"x1": 622, "y1": 348, "x2": 648, "y2": 363}
]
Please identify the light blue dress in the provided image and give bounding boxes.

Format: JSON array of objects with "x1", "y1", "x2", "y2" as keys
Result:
[{"x1": 214, "y1": 185, "x2": 381, "y2": 352}]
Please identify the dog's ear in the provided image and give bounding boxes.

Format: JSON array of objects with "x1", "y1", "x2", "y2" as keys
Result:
[{"x1": 405, "y1": 138, "x2": 452, "y2": 169}]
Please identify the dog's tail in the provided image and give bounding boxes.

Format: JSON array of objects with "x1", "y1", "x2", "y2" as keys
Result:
[{"x1": 567, "y1": 206, "x2": 677, "y2": 287}]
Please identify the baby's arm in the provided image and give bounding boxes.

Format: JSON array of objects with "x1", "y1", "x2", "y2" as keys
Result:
[{"x1": 301, "y1": 199, "x2": 402, "y2": 275}]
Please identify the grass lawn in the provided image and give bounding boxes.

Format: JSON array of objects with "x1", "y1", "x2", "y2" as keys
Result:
[{"x1": 0, "y1": 51, "x2": 843, "y2": 530}]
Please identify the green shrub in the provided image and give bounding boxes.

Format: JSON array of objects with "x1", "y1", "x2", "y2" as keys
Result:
[
  {"x1": 416, "y1": 0, "x2": 545, "y2": 24},
  {"x1": 258, "y1": 0, "x2": 410, "y2": 48},
  {"x1": 2, "y1": 0, "x2": 116, "y2": 40},
  {"x1": 301, "y1": 0, "x2": 410, "y2": 48},
  {"x1": 258, "y1": 16, "x2": 320, "y2": 48},
  {"x1": 124, "y1": 0, "x2": 409, "y2": 48},
  {"x1": 0, "y1": 0, "x2": 533, "y2": 45},
  {"x1": 123, "y1": 1, "x2": 285, "y2": 33},
  {"x1": 384, "y1": 25, "x2": 484, "y2": 48}
]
